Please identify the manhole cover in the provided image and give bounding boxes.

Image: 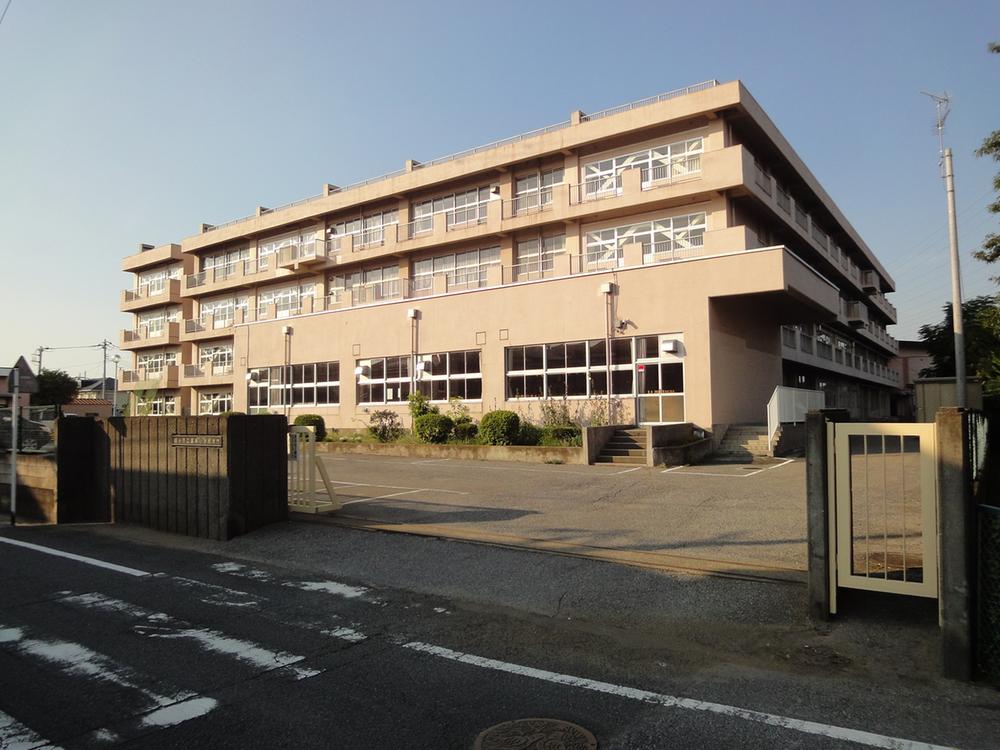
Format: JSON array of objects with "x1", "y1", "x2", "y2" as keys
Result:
[{"x1": 474, "y1": 718, "x2": 598, "y2": 750}]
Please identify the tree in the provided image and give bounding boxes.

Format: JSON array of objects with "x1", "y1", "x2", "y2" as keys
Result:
[
  {"x1": 918, "y1": 296, "x2": 1000, "y2": 393},
  {"x1": 34, "y1": 369, "x2": 78, "y2": 406},
  {"x1": 974, "y1": 42, "x2": 1000, "y2": 266}
]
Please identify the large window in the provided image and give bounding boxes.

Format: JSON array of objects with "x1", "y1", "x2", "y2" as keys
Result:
[
  {"x1": 202, "y1": 247, "x2": 249, "y2": 277},
  {"x1": 198, "y1": 391, "x2": 233, "y2": 415},
  {"x1": 328, "y1": 265, "x2": 400, "y2": 304},
  {"x1": 411, "y1": 246, "x2": 500, "y2": 296},
  {"x1": 137, "y1": 306, "x2": 181, "y2": 335},
  {"x1": 198, "y1": 295, "x2": 249, "y2": 327},
  {"x1": 256, "y1": 230, "x2": 318, "y2": 272},
  {"x1": 505, "y1": 338, "x2": 635, "y2": 399},
  {"x1": 356, "y1": 356, "x2": 411, "y2": 404},
  {"x1": 411, "y1": 185, "x2": 497, "y2": 234},
  {"x1": 256, "y1": 283, "x2": 316, "y2": 318},
  {"x1": 137, "y1": 350, "x2": 178, "y2": 374},
  {"x1": 136, "y1": 265, "x2": 181, "y2": 294},
  {"x1": 513, "y1": 168, "x2": 563, "y2": 215},
  {"x1": 584, "y1": 213, "x2": 707, "y2": 269},
  {"x1": 416, "y1": 350, "x2": 483, "y2": 401},
  {"x1": 248, "y1": 362, "x2": 340, "y2": 411},
  {"x1": 199, "y1": 344, "x2": 233, "y2": 375},
  {"x1": 513, "y1": 235, "x2": 565, "y2": 280},
  {"x1": 135, "y1": 394, "x2": 176, "y2": 416},
  {"x1": 330, "y1": 209, "x2": 398, "y2": 248},
  {"x1": 582, "y1": 136, "x2": 703, "y2": 196}
]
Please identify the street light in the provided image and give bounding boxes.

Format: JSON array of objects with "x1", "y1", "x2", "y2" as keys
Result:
[{"x1": 111, "y1": 355, "x2": 121, "y2": 416}]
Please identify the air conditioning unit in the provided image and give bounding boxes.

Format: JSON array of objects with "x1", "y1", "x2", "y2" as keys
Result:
[{"x1": 661, "y1": 339, "x2": 679, "y2": 353}]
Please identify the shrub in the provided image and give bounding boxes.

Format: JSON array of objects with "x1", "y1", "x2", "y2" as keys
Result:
[
  {"x1": 541, "y1": 425, "x2": 582, "y2": 447},
  {"x1": 480, "y1": 410, "x2": 520, "y2": 445},
  {"x1": 293, "y1": 414, "x2": 326, "y2": 441},
  {"x1": 539, "y1": 398, "x2": 574, "y2": 428},
  {"x1": 219, "y1": 410, "x2": 245, "y2": 418},
  {"x1": 516, "y1": 422, "x2": 542, "y2": 446},
  {"x1": 452, "y1": 420, "x2": 478, "y2": 442},
  {"x1": 414, "y1": 413, "x2": 454, "y2": 443},
  {"x1": 368, "y1": 410, "x2": 403, "y2": 442},
  {"x1": 408, "y1": 392, "x2": 438, "y2": 419}
]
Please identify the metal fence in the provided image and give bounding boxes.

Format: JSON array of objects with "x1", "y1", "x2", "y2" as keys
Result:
[{"x1": 1, "y1": 407, "x2": 56, "y2": 453}]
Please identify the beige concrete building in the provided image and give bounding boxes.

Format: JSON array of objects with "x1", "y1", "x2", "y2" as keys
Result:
[{"x1": 119, "y1": 80, "x2": 899, "y2": 433}]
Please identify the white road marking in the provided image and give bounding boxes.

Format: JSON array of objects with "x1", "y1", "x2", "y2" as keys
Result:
[
  {"x1": 210, "y1": 562, "x2": 274, "y2": 581},
  {"x1": 322, "y1": 626, "x2": 368, "y2": 643},
  {"x1": 0, "y1": 709, "x2": 64, "y2": 750},
  {"x1": 326, "y1": 479, "x2": 469, "y2": 495},
  {"x1": 169, "y1": 576, "x2": 261, "y2": 609},
  {"x1": 341, "y1": 489, "x2": 421, "y2": 506},
  {"x1": 612, "y1": 466, "x2": 643, "y2": 475},
  {"x1": 402, "y1": 641, "x2": 955, "y2": 750},
  {"x1": 285, "y1": 580, "x2": 369, "y2": 599},
  {"x1": 139, "y1": 697, "x2": 218, "y2": 729},
  {"x1": 661, "y1": 458, "x2": 796, "y2": 478},
  {"x1": 661, "y1": 464, "x2": 689, "y2": 473},
  {"x1": 0, "y1": 537, "x2": 152, "y2": 577},
  {"x1": 411, "y1": 458, "x2": 452, "y2": 465}
]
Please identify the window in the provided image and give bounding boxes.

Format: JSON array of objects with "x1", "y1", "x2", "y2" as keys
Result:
[
  {"x1": 248, "y1": 362, "x2": 340, "y2": 411},
  {"x1": 202, "y1": 247, "x2": 249, "y2": 277},
  {"x1": 584, "y1": 213, "x2": 707, "y2": 269},
  {"x1": 582, "y1": 136, "x2": 703, "y2": 196},
  {"x1": 137, "y1": 306, "x2": 181, "y2": 335},
  {"x1": 416, "y1": 350, "x2": 483, "y2": 401},
  {"x1": 136, "y1": 265, "x2": 181, "y2": 294},
  {"x1": 199, "y1": 295, "x2": 249, "y2": 327},
  {"x1": 411, "y1": 246, "x2": 500, "y2": 296},
  {"x1": 198, "y1": 391, "x2": 233, "y2": 415},
  {"x1": 505, "y1": 337, "x2": 639, "y2": 399},
  {"x1": 411, "y1": 185, "x2": 497, "y2": 233},
  {"x1": 513, "y1": 235, "x2": 565, "y2": 280},
  {"x1": 330, "y1": 209, "x2": 398, "y2": 248},
  {"x1": 328, "y1": 265, "x2": 400, "y2": 304},
  {"x1": 356, "y1": 356, "x2": 411, "y2": 404},
  {"x1": 256, "y1": 283, "x2": 316, "y2": 318},
  {"x1": 137, "y1": 350, "x2": 178, "y2": 374},
  {"x1": 513, "y1": 168, "x2": 563, "y2": 214},
  {"x1": 256, "y1": 230, "x2": 319, "y2": 272},
  {"x1": 199, "y1": 344, "x2": 234, "y2": 375},
  {"x1": 136, "y1": 394, "x2": 176, "y2": 416}
]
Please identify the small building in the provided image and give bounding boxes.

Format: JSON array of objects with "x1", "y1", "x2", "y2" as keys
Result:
[
  {"x1": 0, "y1": 357, "x2": 35, "y2": 413},
  {"x1": 62, "y1": 398, "x2": 116, "y2": 419}
]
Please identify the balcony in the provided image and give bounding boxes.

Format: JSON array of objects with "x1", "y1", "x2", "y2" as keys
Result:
[
  {"x1": 120, "y1": 279, "x2": 182, "y2": 311},
  {"x1": 183, "y1": 363, "x2": 235, "y2": 386},
  {"x1": 182, "y1": 313, "x2": 240, "y2": 341},
  {"x1": 120, "y1": 321, "x2": 181, "y2": 349},
  {"x1": 122, "y1": 243, "x2": 183, "y2": 272},
  {"x1": 858, "y1": 322, "x2": 899, "y2": 355},
  {"x1": 276, "y1": 238, "x2": 330, "y2": 269},
  {"x1": 780, "y1": 326, "x2": 900, "y2": 387},
  {"x1": 860, "y1": 269, "x2": 880, "y2": 292},
  {"x1": 120, "y1": 365, "x2": 180, "y2": 390},
  {"x1": 868, "y1": 290, "x2": 898, "y2": 323},
  {"x1": 843, "y1": 301, "x2": 869, "y2": 327}
]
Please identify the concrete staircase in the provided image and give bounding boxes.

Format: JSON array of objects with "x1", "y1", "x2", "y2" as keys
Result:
[
  {"x1": 714, "y1": 424, "x2": 770, "y2": 463},
  {"x1": 595, "y1": 427, "x2": 647, "y2": 465}
]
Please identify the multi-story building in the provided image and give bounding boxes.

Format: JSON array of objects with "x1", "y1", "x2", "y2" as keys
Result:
[{"x1": 119, "y1": 79, "x2": 899, "y2": 432}]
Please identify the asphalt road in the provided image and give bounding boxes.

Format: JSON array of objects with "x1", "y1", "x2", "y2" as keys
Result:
[{"x1": 0, "y1": 522, "x2": 996, "y2": 749}]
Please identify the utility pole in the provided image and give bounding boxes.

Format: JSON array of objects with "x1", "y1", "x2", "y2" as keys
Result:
[
  {"x1": 99, "y1": 339, "x2": 110, "y2": 400},
  {"x1": 33, "y1": 346, "x2": 46, "y2": 373},
  {"x1": 9, "y1": 368, "x2": 18, "y2": 526},
  {"x1": 923, "y1": 91, "x2": 966, "y2": 407}
]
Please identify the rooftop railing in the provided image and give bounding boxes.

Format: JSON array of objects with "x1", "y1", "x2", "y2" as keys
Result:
[{"x1": 200, "y1": 79, "x2": 721, "y2": 235}]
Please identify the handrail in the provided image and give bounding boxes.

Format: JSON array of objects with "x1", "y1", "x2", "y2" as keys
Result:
[{"x1": 766, "y1": 385, "x2": 825, "y2": 452}]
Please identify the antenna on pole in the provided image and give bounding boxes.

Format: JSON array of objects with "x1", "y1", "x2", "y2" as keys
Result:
[{"x1": 921, "y1": 90, "x2": 951, "y2": 160}]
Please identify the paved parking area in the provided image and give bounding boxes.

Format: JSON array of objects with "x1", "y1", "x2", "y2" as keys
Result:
[{"x1": 315, "y1": 453, "x2": 807, "y2": 580}]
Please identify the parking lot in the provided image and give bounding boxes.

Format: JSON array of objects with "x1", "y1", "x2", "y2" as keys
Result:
[{"x1": 315, "y1": 453, "x2": 806, "y2": 581}]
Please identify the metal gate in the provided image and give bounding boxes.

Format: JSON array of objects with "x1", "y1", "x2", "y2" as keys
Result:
[
  {"x1": 828, "y1": 422, "x2": 938, "y2": 612},
  {"x1": 288, "y1": 426, "x2": 339, "y2": 513}
]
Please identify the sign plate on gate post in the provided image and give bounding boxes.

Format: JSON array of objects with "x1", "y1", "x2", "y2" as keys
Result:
[{"x1": 171, "y1": 434, "x2": 223, "y2": 448}]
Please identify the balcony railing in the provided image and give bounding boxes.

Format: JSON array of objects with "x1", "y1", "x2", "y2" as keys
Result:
[
  {"x1": 639, "y1": 154, "x2": 702, "y2": 186},
  {"x1": 510, "y1": 189, "x2": 554, "y2": 217},
  {"x1": 570, "y1": 175, "x2": 623, "y2": 204},
  {"x1": 642, "y1": 235, "x2": 706, "y2": 263},
  {"x1": 184, "y1": 364, "x2": 234, "y2": 378}
]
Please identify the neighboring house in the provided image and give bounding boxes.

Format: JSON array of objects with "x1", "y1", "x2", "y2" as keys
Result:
[
  {"x1": 887, "y1": 339, "x2": 932, "y2": 419},
  {"x1": 0, "y1": 357, "x2": 35, "y2": 412},
  {"x1": 76, "y1": 377, "x2": 128, "y2": 415},
  {"x1": 118, "y1": 79, "x2": 900, "y2": 429},
  {"x1": 62, "y1": 398, "x2": 115, "y2": 419}
]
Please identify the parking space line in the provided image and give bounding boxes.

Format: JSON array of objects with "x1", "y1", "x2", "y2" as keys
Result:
[
  {"x1": 411, "y1": 458, "x2": 452, "y2": 465},
  {"x1": 661, "y1": 458, "x2": 796, "y2": 478},
  {"x1": 0, "y1": 537, "x2": 153, "y2": 577},
  {"x1": 341, "y1": 490, "x2": 422, "y2": 506},
  {"x1": 612, "y1": 466, "x2": 643, "y2": 475},
  {"x1": 661, "y1": 465, "x2": 689, "y2": 473},
  {"x1": 326, "y1": 480, "x2": 469, "y2": 495}
]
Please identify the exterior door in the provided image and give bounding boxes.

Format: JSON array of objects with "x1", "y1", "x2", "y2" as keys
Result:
[{"x1": 635, "y1": 361, "x2": 685, "y2": 424}]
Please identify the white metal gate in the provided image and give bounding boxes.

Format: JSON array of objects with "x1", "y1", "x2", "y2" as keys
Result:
[
  {"x1": 288, "y1": 426, "x2": 339, "y2": 513},
  {"x1": 827, "y1": 422, "x2": 938, "y2": 613}
]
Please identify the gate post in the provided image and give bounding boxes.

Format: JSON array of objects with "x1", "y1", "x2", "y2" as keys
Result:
[
  {"x1": 936, "y1": 407, "x2": 975, "y2": 680},
  {"x1": 805, "y1": 408, "x2": 849, "y2": 621}
]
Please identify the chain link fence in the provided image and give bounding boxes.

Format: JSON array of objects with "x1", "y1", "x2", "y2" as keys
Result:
[{"x1": 0, "y1": 406, "x2": 56, "y2": 453}]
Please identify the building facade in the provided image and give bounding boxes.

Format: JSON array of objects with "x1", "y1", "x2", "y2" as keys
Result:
[{"x1": 119, "y1": 80, "x2": 899, "y2": 431}]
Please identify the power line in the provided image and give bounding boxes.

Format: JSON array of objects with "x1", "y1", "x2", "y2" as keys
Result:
[{"x1": 0, "y1": 0, "x2": 13, "y2": 29}]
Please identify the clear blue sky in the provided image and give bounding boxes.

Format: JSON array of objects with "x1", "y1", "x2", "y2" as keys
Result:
[{"x1": 1, "y1": 0, "x2": 998, "y2": 376}]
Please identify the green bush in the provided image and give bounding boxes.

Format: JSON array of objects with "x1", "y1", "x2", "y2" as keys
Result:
[
  {"x1": 293, "y1": 414, "x2": 326, "y2": 441},
  {"x1": 479, "y1": 410, "x2": 520, "y2": 445},
  {"x1": 368, "y1": 410, "x2": 403, "y2": 442},
  {"x1": 414, "y1": 413, "x2": 454, "y2": 443},
  {"x1": 408, "y1": 392, "x2": 438, "y2": 419},
  {"x1": 516, "y1": 422, "x2": 542, "y2": 446},
  {"x1": 541, "y1": 425, "x2": 582, "y2": 447},
  {"x1": 452, "y1": 420, "x2": 478, "y2": 442}
]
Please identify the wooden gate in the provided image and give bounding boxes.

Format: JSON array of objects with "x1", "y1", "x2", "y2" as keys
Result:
[{"x1": 827, "y1": 422, "x2": 938, "y2": 612}]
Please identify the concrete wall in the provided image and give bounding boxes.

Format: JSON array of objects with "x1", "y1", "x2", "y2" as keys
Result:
[
  {"x1": 916, "y1": 379, "x2": 984, "y2": 423},
  {"x1": 583, "y1": 425, "x2": 621, "y2": 464},
  {"x1": 317, "y1": 441, "x2": 584, "y2": 465},
  {"x1": 0, "y1": 454, "x2": 57, "y2": 523}
]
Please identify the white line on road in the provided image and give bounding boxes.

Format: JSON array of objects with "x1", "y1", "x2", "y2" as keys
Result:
[
  {"x1": 325, "y1": 479, "x2": 469, "y2": 495},
  {"x1": 341, "y1": 490, "x2": 421, "y2": 506},
  {"x1": 411, "y1": 458, "x2": 452, "y2": 465},
  {"x1": 661, "y1": 458, "x2": 796, "y2": 478},
  {"x1": 0, "y1": 537, "x2": 152, "y2": 577},
  {"x1": 0, "y1": 709, "x2": 64, "y2": 750},
  {"x1": 612, "y1": 466, "x2": 643, "y2": 475},
  {"x1": 402, "y1": 641, "x2": 955, "y2": 750}
]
